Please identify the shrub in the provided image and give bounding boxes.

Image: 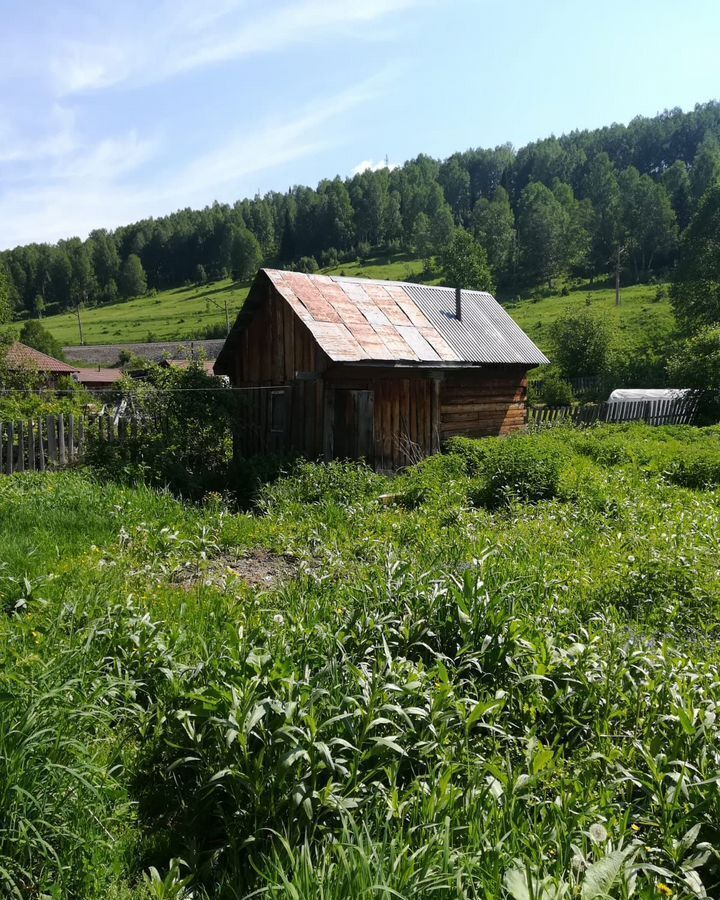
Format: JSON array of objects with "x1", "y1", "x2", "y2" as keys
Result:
[
  {"x1": 466, "y1": 435, "x2": 566, "y2": 507},
  {"x1": 664, "y1": 446, "x2": 720, "y2": 488},
  {"x1": 538, "y1": 369, "x2": 574, "y2": 407},
  {"x1": 550, "y1": 310, "x2": 610, "y2": 378},
  {"x1": 258, "y1": 459, "x2": 383, "y2": 510},
  {"x1": 296, "y1": 256, "x2": 319, "y2": 274},
  {"x1": 395, "y1": 452, "x2": 469, "y2": 508}
]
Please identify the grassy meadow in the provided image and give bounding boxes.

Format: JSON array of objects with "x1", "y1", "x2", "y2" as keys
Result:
[
  {"x1": 507, "y1": 282, "x2": 676, "y2": 358},
  {"x1": 34, "y1": 278, "x2": 251, "y2": 347},
  {"x1": 2, "y1": 424, "x2": 720, "y2": 897}
]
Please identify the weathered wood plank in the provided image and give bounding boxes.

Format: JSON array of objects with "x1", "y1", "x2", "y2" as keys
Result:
[
  {"x1": 58, "y1": 414, "x2": 66, "y2": 466},
  {"x1": 47, "y1": 415, "x2": 57, "y2": 463},
  {"x1": 7, "y1": 423, "x2": 14, "y2": 475}
]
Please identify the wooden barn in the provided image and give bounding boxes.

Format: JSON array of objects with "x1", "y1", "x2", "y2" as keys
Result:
[{"x1": 214, "y1": 269, "x2": 548, "y2": 469}]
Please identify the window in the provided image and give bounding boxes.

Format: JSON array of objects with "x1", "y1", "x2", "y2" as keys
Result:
[{"x1": 270, "y1": 390, "x2": 286, "y2": 433}]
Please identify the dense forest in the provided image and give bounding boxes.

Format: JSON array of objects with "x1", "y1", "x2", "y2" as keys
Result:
[{"x1": 3, "y1": 101, "x2": 720, "y2": 318}]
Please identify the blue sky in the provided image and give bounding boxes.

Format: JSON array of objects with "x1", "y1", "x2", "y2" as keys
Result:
[{"x1": 1, "y1": 0, "x2": 719, "y2": 249}]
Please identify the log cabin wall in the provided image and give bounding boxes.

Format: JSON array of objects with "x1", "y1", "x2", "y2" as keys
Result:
[
  {"x1": 322, "y1": 365, "x2": 528, "y2": 470},
  {"x1": 438, "y1": 367, "x2": 528, "y2": 441}
]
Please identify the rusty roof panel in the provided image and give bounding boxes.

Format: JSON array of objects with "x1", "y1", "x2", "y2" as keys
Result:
[
  {"x1": 256, "y1": 270, "x2": 549, "y2": 367},
  {"x1": 396, "y1": 326, "x2": 441, "y2": 361}
]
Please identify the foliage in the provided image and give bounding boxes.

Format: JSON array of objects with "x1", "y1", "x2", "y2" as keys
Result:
[
  {"x1": 119, "y1": 253, "x2": 148, "y2": 300},
  {"x1": 4, "y1": 425, "x2": 720, "y2": 895},
  {"x1": 9, "y1": 102, "x2": 720, "y2": 321},
  {"x1": 536, "y1": 367, "x2": 575, "y2": 406},
  {"x1": 671, "y1": 183, "x2": 720, "y2": 332},
  {"x1": 85, "y1": 362, "x2": 236, "y2": 498},
  {"x1": 230, "y1": 227, "x2": 262, "y2": 281},
  {"x1": 667, "y1": 326, "x2": 720, "y2": 390},
  {"x1": 463, "y1": 433, "x2": 566, "y2": 506},
  {"x1": 19, "y1": 318, "x2": 65, "y2": 359},
  {"x1": 550, "y1": 310, "x2": 611, "y2": 378},
  {"x1": 440, "y1": 228, "x2": 493, "y2": 292}
]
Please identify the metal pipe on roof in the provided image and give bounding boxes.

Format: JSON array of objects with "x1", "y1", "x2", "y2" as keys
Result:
[{"x1": 455, "y1": 286, "x2": 462, "y2": 321}]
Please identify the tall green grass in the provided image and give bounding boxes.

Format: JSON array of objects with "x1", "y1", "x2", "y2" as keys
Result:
[{"x1": 0, "y1": 426, "x2": 719, "y2": 896}]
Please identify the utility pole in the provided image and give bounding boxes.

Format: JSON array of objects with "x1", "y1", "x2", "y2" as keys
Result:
[
  {"x1": 76, "y1": 303, "x2": 84, "y2": 345},
  {"x1": 206, "y1": 294, "x2": 232, "y2": 335}
]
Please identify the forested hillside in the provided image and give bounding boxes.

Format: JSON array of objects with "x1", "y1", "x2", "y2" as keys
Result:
[{"x1": 3, "y1": 101, "x2": 720, "y2": 319}]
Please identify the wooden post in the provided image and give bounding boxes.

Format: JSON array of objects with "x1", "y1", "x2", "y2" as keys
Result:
[
  {"x1": 38, "y1": 419, "x2": 45, "y2": 472},
  {"x1": 47, "y1": 415, "x2": 57, "y2": 464},
  {"x1": 7, "y1": 423, "x2": 14, "y2": 475},
  {"x1": 77, "y1": 418, "x2": 84, "y2": 456},
  {"x1": 17, "y1": 422, "x2": 25, "y2": 473},
  {"x1": 58, "y1": 414, "x2": 66, "y2": 466},
  {"x1": 28, "y1": 421, "x2": 36, "y2": 471},
  {"x1": 68, "y1": 414, "x2": 75, "y2": 461}
]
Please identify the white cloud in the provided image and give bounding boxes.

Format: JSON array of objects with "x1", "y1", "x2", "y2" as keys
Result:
[
  {"x1": 351, "y1": 159, "x2": 399, "y2": 175},
  {"x1": 0, "y1": 75, "x2": 386, "y2": 248},
  {"x1": 50, "y1": 0, "x2": 421, "y2": 94}
]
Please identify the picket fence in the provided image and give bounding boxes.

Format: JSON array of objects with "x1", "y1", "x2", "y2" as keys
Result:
[
  {"x1": 529, "y1": 395, "x2": 699, "y2": 428},
  {"x1": 0, "y1": 413, "x2": 88, "y2": 474}
]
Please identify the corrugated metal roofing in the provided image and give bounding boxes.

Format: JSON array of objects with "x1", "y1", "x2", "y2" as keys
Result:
[{"x1": 263, "y1": 269, "x2": 548, "y2": 367}]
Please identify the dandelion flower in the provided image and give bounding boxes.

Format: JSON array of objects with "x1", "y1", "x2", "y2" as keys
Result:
[
  {"x1": 657, "y1": 884, "x2": 673, "y2": 897},
  {"x1": 589, "y1": 822, "x2": 608, "y2": 843},
  {"x1": 272, "y1": 613, "x2": 284, "y2": 626}
]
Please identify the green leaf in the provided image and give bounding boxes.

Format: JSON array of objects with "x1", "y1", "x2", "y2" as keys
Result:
[{"x1": 581, "y1": 849, "x2": 632, "y2": 900}]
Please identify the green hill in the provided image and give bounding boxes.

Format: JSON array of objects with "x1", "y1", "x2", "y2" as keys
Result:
[
  {"x1": 35, "y1": 278, "x2": 251, "y2": 347},
  {"x1": 34, "y1": 254, "x2": 675, "y2": 372}
]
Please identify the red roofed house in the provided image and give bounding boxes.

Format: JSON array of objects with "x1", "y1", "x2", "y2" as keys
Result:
[
  {"x1": 214, "y1": 269, "x2": 548, "y2": 469},
  {"x1": 75, "y1": 368, "x2": 124, "y2": 391},
  {"x1": 5, "y1": 342, "x2": 79, "y2": 387}
]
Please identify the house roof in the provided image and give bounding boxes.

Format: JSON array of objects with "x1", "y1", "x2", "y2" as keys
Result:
[
  {"x1": 215, "y1": 269, "x2": 548, "y2": 374},
  {"x1": 6, "y1": 342, "x2": 79, "y2": 374},
  {"x1": 160, "y1": 359, "x2": 216, "y2": 375},
  {"x1": 75, "y1": 368, "x2": 124, "y2": 385}
]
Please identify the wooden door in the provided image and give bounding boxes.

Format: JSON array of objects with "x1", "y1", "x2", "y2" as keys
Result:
[{"x1": 332, "y1": 389, "x2": 374, "y2": 463}]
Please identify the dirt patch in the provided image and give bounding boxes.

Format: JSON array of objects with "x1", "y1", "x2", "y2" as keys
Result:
[{"x1": 172, "y1": 549, "x2": 298, "y2": 592}]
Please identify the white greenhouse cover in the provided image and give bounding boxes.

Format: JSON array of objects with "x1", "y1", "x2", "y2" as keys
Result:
[{"x1": 607, "y1": 388, "x2": 691, "y2": 403}]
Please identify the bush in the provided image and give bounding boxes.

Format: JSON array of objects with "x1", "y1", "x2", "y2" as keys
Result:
[
  {"x1": 664, "y1": 446, "x2": 720, "y2": 488},
  {"x1": 395, "y1": 452, "x2": 469, "y2": 508},
  {"x1": 537, "y1": 369, "x2": 574, "y2": 407},
  {"x1": 550, "y1": 310, "x2": 610, "y2": 378},
  {"x1": 465, "y1": 435, "x2": 565, "y2": 507},
  {"x1": 258, "y1": 459, "x2": 383, "y2": 510},
  {"x1": 296, "y1": 256, "x2": 319, "y2": 274}
]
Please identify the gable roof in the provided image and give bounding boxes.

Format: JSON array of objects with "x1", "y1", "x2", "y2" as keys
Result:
[
  {"x1": 215, "y1": 269, "x2": 548, "y2": 374},
  {"x1": 6, "y1": 342, "x2": 79, "y2": 374},
  {"x1": 75, "y1": 367, "x2": 124, "y2": 385}
]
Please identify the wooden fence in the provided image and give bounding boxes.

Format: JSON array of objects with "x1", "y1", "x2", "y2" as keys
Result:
[
  {"x1": 0, "y1": 413, "x2": 85, "y2": 474},
  {"x1": 529, "y1": 395, "x2": 699, "y2": 429}
]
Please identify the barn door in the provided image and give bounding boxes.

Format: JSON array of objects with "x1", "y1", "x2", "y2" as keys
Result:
[{"x1": 332, "y1": 389, "x2": 374, "y2": 463}]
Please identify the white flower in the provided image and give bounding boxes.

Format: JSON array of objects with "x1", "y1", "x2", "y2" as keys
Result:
[
  {"x1": 272, "y1": 614, "x2": 284, "y2": 626},
  {"x1": 589, "y1": 823, "x2": 608, "y2": 843}
]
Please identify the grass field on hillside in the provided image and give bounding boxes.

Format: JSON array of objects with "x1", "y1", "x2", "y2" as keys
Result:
[
  {"x1": 508, "y1": 282, "x2": 676, "y2": 357},
  {"x1": 35, "y1": 254, "x2": 676, "y2": 366},
  {"x1": 38, "y1": 278, "x2": 251, "y2": 346},
  {"x1": 3, "y1": 425, "x2": 720, "y2": 896}
]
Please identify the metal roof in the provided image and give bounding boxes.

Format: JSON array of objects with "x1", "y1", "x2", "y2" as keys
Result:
[{"x1": 216, "y1": 270, "x2": 549, "y2": 373}]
